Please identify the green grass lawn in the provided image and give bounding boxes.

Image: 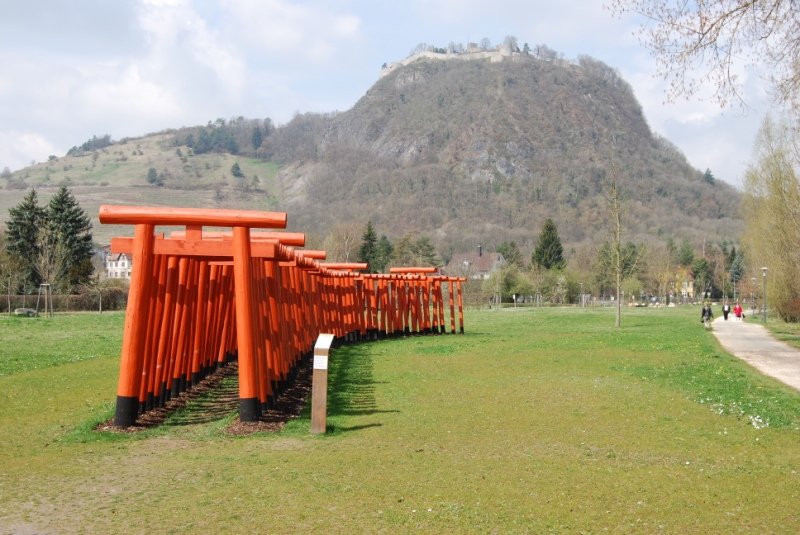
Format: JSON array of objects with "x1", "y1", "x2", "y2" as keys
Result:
[
  {"x1": 0, "y1": 313, "x2": 123, "y2": 376},
  {"x1": 1, "y1": 307, "x2": 798, "y2": 533},
  {"x1": 765, "y1": 319, "x2": 800, "y2": 351}
]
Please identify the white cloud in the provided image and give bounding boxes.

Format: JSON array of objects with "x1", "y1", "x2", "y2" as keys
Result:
[
  {"x1": 0, "y1": 131, "x2": 59, "y2": 171},
  {"x1": 137, "y1": 0, "x2": 246, "y2": 97},
  {"x1": 77, "y1": 63, "x2": 183, "y2": 124},
  {"x1": 219, "y1": 0, "x2": 362, "y2": 62}
]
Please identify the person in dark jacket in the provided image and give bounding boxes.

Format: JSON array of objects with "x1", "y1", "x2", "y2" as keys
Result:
[{"x1": 701, "y1": 303, "x2": 714, "y2": 329}]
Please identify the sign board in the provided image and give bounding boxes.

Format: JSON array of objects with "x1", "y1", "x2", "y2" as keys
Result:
[{"x1": 311, "y1": 333, "x2": 335, "y2": 434}]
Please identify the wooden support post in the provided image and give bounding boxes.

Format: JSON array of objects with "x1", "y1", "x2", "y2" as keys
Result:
[
  {"x1": 113, "y1": 223, "x2": 155, "y2": 427},
  {"x1": 311, "y1": 333, "x2": 335, "y2": 434},
  {"x1": 190, "y1": 260, "x2": 209, "y2": 386},
  {"x1": 457, "y1": 279, "x2": 465, "y2": 334},
  {"x1": 448, "y1": 279, "x2": 456, "y2": 334},
  {"x1": 435, "y1": 279, "x2": 446, "y2": 334},
  {"x1": 232, "y1": 226, "x2": 261, "y2": 422},
  {"x1": 421, "y1": 279, "x2": 431, "y2": 333},
  {"x1": 153, "y1": 256, "x2": 178, "y2": 406}
]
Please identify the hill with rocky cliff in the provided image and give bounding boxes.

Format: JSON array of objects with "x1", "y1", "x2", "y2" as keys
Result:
[{"x1": 263, "y1": 52, "x2": 740, "y2": 256}]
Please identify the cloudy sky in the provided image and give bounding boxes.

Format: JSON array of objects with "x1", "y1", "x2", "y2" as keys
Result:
[{"x1": 0, "y1": 0, "x2": 781, "y2": 188}]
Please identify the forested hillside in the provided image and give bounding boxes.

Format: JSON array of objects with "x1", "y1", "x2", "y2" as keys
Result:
[{"x1": 265, "y1": 54, "x2": 741, "y2": 258}]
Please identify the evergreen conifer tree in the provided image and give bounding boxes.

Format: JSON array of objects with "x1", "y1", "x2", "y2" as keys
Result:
[
  {"x1": 46, "y1": 186, "x2": 94, "y2": 289},
  {"x1": 374, "y1": 235, "x2": 393, "y2": 273},
  {"x1": 677, "y1": 239, "x2": 695, "y2": 266},
  {"x1": 357, "y1": 221, "x2": 378, "y2": 272},
  {"x1": 729, "y1": 250, "x2": 745, "y2": 290},
  {"x1": 391, "y1": 234, "x2": 415, "y2": 267},
  {"x1": 497, "y1": 241, "x2": 523, "y2": 267},
  {"x1": 532, "y1": 218, "x2": 565, "y2": 270},
  {"x1": 412, "y1": 236, "x2": 439, "y2": 267},
  {"x1": 391, "y1": 234, "x2": 439, "y2": 267},
  {"x1": 5, "y1": 188, "x2": 45, "y2": 291},
  {"x1": 251, "y1": 126, "x2": 263, "y2": 150}
]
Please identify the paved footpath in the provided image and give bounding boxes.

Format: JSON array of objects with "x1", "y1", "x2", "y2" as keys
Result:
[{"x1": 712, "y1": 316, "x2": 800, "y2": 392}]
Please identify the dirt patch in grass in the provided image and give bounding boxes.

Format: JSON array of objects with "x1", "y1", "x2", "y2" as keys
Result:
[{"x1": 95, "y1": 355, "x2": 312, "y2": 435}]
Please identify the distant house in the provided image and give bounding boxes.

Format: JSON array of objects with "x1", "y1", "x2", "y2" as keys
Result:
[
  {"x1": 444, "y1": 250, "x2": 506, "y2": 280},
  {"x1": 106, "y1": 253, "x2": 132, "y2": 279},
  {"x1": 658, "y1": 266, "x2": 695, "y2": 303},
  {"x1": 679, "y1": 270, "x2": 696, "y2": 302}
]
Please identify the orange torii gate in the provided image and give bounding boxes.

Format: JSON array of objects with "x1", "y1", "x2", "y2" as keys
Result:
[
  {"x1": 101, "y1": 205, "x2": 466, "y2": 428},
  {"x1": 388, "y1": 268, "x2": 465, "y2": 335},
  {"x1": 318, "y1": 262, "x2": 368, "y2": 341},
  {"x1": 100, "y1": 205, "x2": 296, "y2": 425}
]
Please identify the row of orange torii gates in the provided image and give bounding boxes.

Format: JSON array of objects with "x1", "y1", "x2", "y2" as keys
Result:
[{"x1": 99, "y1": 205, "x2": 465, "y2": 427}]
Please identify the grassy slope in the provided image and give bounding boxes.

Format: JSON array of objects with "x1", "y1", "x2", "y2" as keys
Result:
[
  {"x1": 0, "y1": 307, "x2": 798, "y2": 533},
  {"x1": 1, "y1": 134, "x2": 284, "y2": 245}
]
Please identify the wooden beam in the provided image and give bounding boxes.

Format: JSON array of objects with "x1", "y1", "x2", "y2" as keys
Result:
[
  {"x1": 99, "y1": 205, "x2": 287, "y2": 229},
  {"x1": 110, "y1": 236, "x2": 278, "y2": 259}
]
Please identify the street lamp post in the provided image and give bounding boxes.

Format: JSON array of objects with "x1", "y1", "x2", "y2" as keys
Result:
[{"x1": 762, "y1": 267, "x2": 768, "y2": 323}]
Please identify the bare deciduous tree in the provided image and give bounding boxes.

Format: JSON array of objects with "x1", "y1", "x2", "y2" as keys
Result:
[
  {"x1": 33, "y1": 226, "x2": 69, "y2": 294},
  {"x1": 601, "y1": 165, "x2": 644, "y2": 326},
  {"x1": 322, "y1": 222, "x2": 362, "y2": 262},
  {"x1": 609, "y1": 168, "x2": 624, "y2": 326},
  {"x1": 642, "y1": 241, "x2": 676, "y2": 302},
  {"x1": 609, "y1": 0, "x2": 800, "y2": 113},
  {"x1": 0, "y1": 233, "x2": 25, "y2": 314}
]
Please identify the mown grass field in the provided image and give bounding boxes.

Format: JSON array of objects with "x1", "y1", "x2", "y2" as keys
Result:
[{"x1": 1, "y1": 307, "x2": 799, "y2": 533}]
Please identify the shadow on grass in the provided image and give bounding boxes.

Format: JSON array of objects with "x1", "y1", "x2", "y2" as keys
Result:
[
  {"x1": 326, "y1": 422, "x2": 383, "y2": 434},
  {"x1": 327, "y1": 341, "x2": 399, "y2": 424},
  {"x1": 98, "y1": 336, "x2": 402, "y2": 436},
  {"x1": 164, "y1": 375, "x2": 240, "y2": 426}
]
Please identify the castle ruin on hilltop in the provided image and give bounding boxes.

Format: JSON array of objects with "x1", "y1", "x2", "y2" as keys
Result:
[{"x1": 380, "y1": 42, "x2": 523, "y2": 78}]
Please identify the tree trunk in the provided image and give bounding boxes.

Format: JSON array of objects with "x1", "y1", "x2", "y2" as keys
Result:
[{"x1": 611, "y1": 172, "x2": 622, "y2": 328}]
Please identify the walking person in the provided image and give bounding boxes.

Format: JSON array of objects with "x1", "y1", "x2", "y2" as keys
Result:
[
  {"x1": 733, "y1": 301, "x2": 743, "y2": 321},
  {"x1": 701, "y1": 303, "x2": 714, "y2": 329},
  {"x1": 722, "y1": 302, "x2": 731, "y2": 320}
]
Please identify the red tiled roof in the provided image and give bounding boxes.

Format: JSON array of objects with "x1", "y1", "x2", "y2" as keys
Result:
[{"x1": 444, "y1": 252, "x2": 505, "y2": 275}]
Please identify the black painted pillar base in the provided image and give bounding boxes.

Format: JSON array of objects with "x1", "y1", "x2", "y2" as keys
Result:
[
  {"x1": 239, "y1": 397, "x2": 261, "y2": 422},
  {"x1": 114, "y1": 395, "x2": 140, "y2": 427}
]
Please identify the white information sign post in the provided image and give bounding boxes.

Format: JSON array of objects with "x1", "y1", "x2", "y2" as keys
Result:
[{"x1": 311, "y1": 333, "x2": 335, "y2": 434}]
